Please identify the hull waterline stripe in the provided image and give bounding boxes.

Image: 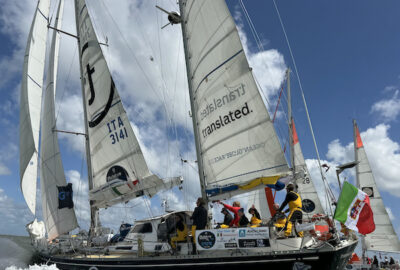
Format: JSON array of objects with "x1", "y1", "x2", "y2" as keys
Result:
[{"x1": 45, "y1": 256, "x2": 319, "y2": 268}]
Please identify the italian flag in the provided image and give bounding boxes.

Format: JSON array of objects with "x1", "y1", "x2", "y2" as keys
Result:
[{"x1": 334, "y1": 181, "x2": 375, "y2": 235}]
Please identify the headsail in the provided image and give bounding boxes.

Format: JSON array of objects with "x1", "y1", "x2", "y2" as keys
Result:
[
  {"x1": 292, "y1": 120, "x2": 324, "y2": 215},
  {"x1": 354, "y1": 120, "x2": 400, "y2": 252},
  {"x1": 247, "y1": 188, "x2": 274, "y2": 220},
  {"x1": 20, "y1": 0, "x2": 51, "y2": 214},
  {"x1": 74, "y1": 0, "x2": 181, "y2": 208},
  {"x1": 40, "y1": 0, "x2": 78, "y2": 240},
  {"x1": 179, "y1": 0, "x2": 289, "y2": 199}
]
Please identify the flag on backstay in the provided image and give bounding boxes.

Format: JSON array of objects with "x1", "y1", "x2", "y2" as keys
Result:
[{"x1": 334, "y1": 181, "x2": 375, "y2": 235}]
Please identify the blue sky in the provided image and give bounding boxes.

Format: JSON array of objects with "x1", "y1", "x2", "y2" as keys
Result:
[{"x1": 0, "y1": 0, "x2": 399, "y2": 258}]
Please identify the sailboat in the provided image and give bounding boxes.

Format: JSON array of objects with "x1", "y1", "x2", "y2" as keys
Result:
[
  {"x1": 20, "y1": 0, "x2": 358, "y2": 269},
  {"x1": 346, "y1": 121, "x2": 400, "y2": 268}
]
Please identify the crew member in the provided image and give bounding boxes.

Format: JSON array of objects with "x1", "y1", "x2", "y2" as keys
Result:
[
  {"x1": 170, "y1": 214, "x2": 188, "y2": 250},
  {"x1": 218, "y1": 201, "x2": 241, "y2": 227},
  {"x1": 191, "y1": 197, "x2": 207, "y2": 254},
  {"x1": 216, "y1": 208, "x2": 233, "y2": 229},
  {"x1": 238, "y1": 208, "x2": 250, "y2": 227},
  {"x1": 248, "y1": 205, "x2": 262, "y2": 227},
  {"x1": 270, "y1": 203, "x2": 287, "y2": 230},
  {"x1": 278, "y1": 183, "x2": 303, "y2": 237}
]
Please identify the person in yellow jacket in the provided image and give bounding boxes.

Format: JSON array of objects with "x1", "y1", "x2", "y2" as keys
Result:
[
  {"x1": 277, "y1": 183, "x2": 303, "y2": 237},
  {"x1": 170, "y1": 214, "x2": 188, "y2": 249},
  {"x1": 248, "y1": 205, "x2": 262, "y2": 227}
]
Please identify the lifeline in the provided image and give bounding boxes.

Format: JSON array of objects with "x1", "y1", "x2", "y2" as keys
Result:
[{"x1": 201, "y1": 102, "x2": 252, "y2": 138}]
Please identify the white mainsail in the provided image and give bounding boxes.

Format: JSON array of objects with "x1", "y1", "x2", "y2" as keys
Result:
[
  {"x1": 40, "y1": 0, "x2": 78, "y2": 240},
  {"x1": 20, "y1": 0, "x2": 51, "y2": 214},
  {"x1": 75, "y1": 0, "x2": 181, "y2": 208},
  {"x1": 179, "y1": 0, "x2": 289, "y2": 199},
  {"x1": 354, "y1": 121, "x2": 400, "y2": 252},
  {"x1": 292, "y1": 119, "x2": 324, "y2": 216}
]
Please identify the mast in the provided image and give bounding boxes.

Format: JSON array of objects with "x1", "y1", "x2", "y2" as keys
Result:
[
  {"x1": 353, "y1": 119, "x2": 366, "y2": 263},
  {"x1": 287, "y1": 68, "x2": 295, "y2": 176},
  {"x1": 178, "y1": 1, "x2": 208, "y2": 206},
  {"x1": 74, "y1": 0, "x2": 99, "y2": 235}
]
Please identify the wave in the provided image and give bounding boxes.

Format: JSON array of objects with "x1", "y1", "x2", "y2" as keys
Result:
[{"x1": 5, "y1": 265, "x2": 59, "y2": 270}]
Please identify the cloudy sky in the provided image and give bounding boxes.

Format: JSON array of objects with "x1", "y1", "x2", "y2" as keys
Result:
[{"x1": 0, "y1": 0, "x2": 399, "y2": 257}]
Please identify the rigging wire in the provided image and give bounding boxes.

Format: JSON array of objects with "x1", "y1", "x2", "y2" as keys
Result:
[
  {"x1": 54, "y1": 44, "x2": 78, "y2": 124},
  {"x1": 239, "y1": 1, "x2": 330, "y2": 221},
  {"x1": 271, "y1": 0, "x2": 336, "y2": 211},
  {"x1": 238, "y1": 0, "x2": 291, "y2": 160}
]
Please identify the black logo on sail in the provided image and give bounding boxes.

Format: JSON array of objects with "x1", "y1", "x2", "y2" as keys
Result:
[
  {"x1": 106, "y1": 166, "x2": 130, "y2": 183},
  {"x1": 302, "y1": 199, "x2": 316, "y2": 213},
  {"x1": 58, "y1": 183, "x2": 74, "y2": 209},
  {"x1": 84, "y1": 61, "x2": 115, "y2": 128}
]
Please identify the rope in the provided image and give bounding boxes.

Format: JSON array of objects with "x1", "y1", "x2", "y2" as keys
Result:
[{"x1": 272, "y1": 85, "x2": 284, "y2": 123}]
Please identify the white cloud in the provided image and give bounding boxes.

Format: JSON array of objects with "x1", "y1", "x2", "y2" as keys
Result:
[
  {"x1": 0, "y1": 188, "x2": 33, "y2": 235},
  {"x1": 326, "y1": 124, "x2": 400, "y2": 197},
  {"x1": 0, "y1": 143, "x2": 17, "y2": 176},
  {"x1": 371, "y1": 90, "x2": 400, "y2": 122},
  {"x1": 0, "y1": 163, "x2": 11, "y2": 175},
  {"x1": 0, "y1": 1, "x2": 36, "y2": 89},
  {"x1": 234, "y1": 8, "x2": 286, "y2": 104}
]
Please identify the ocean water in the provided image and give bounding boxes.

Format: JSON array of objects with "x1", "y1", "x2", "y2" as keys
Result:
[{"x1": 0, "y1": 235, "x2": 59, "y2": 270}]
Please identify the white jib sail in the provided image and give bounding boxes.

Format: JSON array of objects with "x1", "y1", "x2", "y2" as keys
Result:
[
  {"x1": 247, "y1": 189, "x2": 272, "y2": 220},
  {"x1": 180, "y1": 0, "x2": 289, "y2": 197},
  {"x1": 354, "y1": 121, "x2": 400, "y2": 252},
  {"x1": 20, "y1": 0, "x2": 51, "y2": 215},
  {"x1": 292, "y1": 120, "x2": 324, "y2": 216},
  {"x1": 40, "y1": 0, "x2": 78, "y2": 240},
  {"x1": 75, "y1": 0, "x2": 181, "y2": 208}
]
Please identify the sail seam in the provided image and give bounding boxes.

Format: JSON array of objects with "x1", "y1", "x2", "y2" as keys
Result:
[
  {"x1": 194, "y1": 49, "x2": 243, "y2": 94},
  {"x1": 191, "y1": 18, "x2": 234, "y2": 78},
  {"x1": 37, "y1": 8, "x2": 49, "y2": 21},
  {"x1": 27, "y1": 74, "x2": 42, "y2": 88}
]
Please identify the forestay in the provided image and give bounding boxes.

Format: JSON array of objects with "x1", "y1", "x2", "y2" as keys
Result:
[
  {"x1": 20, "y1": 0, "x2": 51, "y2": 214},
  {"x1": 40, "y1": 0, "x2": 78, "y2": 240},
  {"x1": 354, "y1": 121, "x2": 400, "y2": 252},
  {"x1": 75, "y1": 0, "x2": 181, "y2": 208},
  {"x1": 292, "y1": 120, "x2": 324, "y2": 216},
  {"x1": 179, "y1": 0, "x2": 289, "y2": 197}
]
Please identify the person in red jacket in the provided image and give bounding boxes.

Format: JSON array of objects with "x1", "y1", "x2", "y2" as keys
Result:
[{"x1": 217, "y1": 201, "x2": 241, "y2": 227}]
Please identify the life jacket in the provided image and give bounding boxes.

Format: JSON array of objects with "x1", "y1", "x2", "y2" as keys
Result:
[
  {"x1": 250, "y1": 216, "x2": 262, "y2": 227},
  {"x1": 274, "y1": 216, "x2": 287, "y2": 228},
  {"x1": 288, "y1": 191, "x2": 302, "y2": 213},
  {"x1": 177, "y1": 222, "x2": 188, "y2": 239}
]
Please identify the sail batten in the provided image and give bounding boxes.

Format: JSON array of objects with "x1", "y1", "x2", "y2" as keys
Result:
[
  {"x1": 354, "y1": 121, "x2": 400, "y2": 252},
  {"x1": 180, "y1": 0, "x2": 289, "y2": 198},
  {"x1": 20, "y1": 0, "x2": 51, "y2": 215}
]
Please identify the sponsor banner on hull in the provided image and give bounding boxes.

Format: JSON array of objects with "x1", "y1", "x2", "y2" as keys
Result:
[{"x1": 196, "y1": 227, "x2": 270, "y2": 250}]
